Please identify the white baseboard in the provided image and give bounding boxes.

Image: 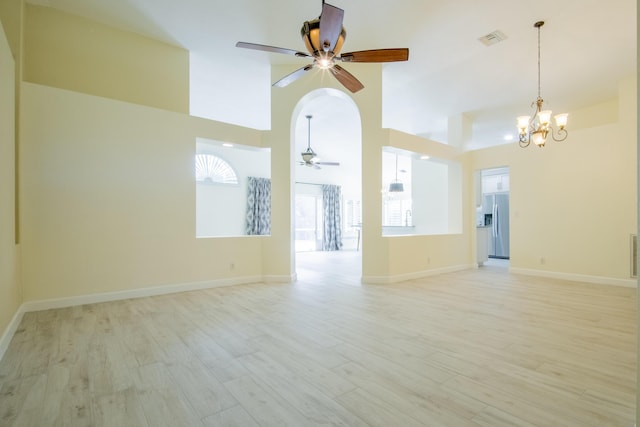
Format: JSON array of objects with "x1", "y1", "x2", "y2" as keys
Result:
[
  {"x1": 0, "y1": 305, "x2": 26, "y2": 362},
  {"x1": 362, "y1": 264, "x2": 475, "y2": 285},
  {"x1": 510, "y1": 268, "x2": 637, "y2": 288},
  {"x1": 20, "y1": 276, "x2": 265, "y2": 313}
]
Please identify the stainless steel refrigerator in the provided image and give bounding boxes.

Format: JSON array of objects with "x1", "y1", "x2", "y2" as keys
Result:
[{"x1": 482, "y1": 193, "x2": 510, "y2": 259}]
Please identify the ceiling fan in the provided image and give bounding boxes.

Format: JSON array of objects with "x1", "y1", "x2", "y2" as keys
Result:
[
  {"x1": 236, "y1": 1, "x2": 409, "y2": 93},
  {"x1": 299, "y1": 115, "x2": 339, "y2": 169}
]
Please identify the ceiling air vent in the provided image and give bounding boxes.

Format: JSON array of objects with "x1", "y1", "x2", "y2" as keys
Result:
[{"x1": 478, "y1": 30, "x2": 507, "y2": 47}]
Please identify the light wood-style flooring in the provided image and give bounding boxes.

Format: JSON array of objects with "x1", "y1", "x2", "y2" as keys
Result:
[{"x1": 0, "y1": 252, "x2": 636, "y2": 426}]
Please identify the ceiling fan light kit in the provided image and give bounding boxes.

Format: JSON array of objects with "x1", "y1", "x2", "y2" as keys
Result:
[
  {"x1": 236, "y1": 1, "x2": 409, "y2": 93},
  {"x1": 517, "y1": 21, "x2": 568, "y2": 148}
]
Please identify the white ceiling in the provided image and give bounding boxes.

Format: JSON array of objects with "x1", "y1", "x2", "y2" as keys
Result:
[{"x1": 28, "y1": 0, "x2": 637, "y2": 152}]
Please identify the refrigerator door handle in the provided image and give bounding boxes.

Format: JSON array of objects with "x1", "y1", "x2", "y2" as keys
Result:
[{"x1": 492, "y1": 203, "x2": 498, "y2": 238}]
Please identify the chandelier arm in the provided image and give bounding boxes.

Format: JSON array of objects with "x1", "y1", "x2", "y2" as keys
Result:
[
  {"x1": 529, "y1": 100, "x2": 540, "y2": 129},
  {"x1": 519, "y1": 136, "x2": 531, "y2": 148},
  {"x1": 550, "y1": 127, "x2": 568, "y2": 142}
]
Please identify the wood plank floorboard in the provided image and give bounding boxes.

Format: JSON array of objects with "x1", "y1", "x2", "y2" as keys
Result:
[{"x1": 0, "y1": 251, "x2": 636, "y2": 426}]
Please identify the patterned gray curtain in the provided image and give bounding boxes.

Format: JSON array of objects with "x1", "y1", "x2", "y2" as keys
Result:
[
  {"x1": 246, "y1": 177, "x2": 271, "y2": 235},
  {"x1": 322, "y1": 184, "x2": 342, "y2": 251}
]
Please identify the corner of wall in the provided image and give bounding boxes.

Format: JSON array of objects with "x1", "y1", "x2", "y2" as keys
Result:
[{"x1": 0, "y1": 3, "x2": 23, "y2": 363}]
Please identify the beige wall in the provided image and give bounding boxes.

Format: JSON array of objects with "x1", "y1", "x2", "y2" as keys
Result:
[
  {"x1": 0, "y1": 17, "x2": 21, "y2": 345},
  {"x1": 0, "y1": 0, "x2": 22, "y2": 58},
  {"x1": 0, "y1": 0, "x2": 23, "y2": 245},
  {"x1": 23, "y1": 4, "x2": 189, "y2": 114},
  {"x1": 472, "y1": 77, "x2": 637, "y2": 283},
  {"x1": 636, "y1": 7, "x2": 639, "y2": 417},
  {"x1": 20, "y1": 83, "x2": 266, "y2": 301}
]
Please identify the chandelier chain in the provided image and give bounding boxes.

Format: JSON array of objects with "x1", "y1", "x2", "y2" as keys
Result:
[
  {"x1": 517, "y1": 20, "x2": 568, "y2": 148},
  {"x1": 537, "y1": 22, "x2": 541, "y2": 100},
  {"x1": 306, "y1": 115, "x2": 312, "y2": 150}
]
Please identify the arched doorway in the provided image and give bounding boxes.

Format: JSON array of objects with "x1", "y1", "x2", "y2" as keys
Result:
[{"x1": 290, "y1": 88, "x2": 362, "y2": 282}]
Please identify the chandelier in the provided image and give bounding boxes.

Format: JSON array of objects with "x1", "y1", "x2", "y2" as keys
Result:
[{"x1": 517, "y1": 21, "x2": 568, "y2": 148}]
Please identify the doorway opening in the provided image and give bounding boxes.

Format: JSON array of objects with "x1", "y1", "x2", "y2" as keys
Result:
[{"x1": 477, "y1": 167, "x2": 510, "y2": 267}]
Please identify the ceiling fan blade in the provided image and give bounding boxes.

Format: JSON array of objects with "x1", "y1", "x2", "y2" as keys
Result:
[
  {"x1": 273, "y1": 64, "x2": 314, "y2": 87},
  {"x1": 330, "y1": 64, "x2": 364, "y2": 93},
  {"x1": 319, "y1": 3, "x2": 344, "y2": 52},
  {"x1": 314, "y1": 161, "x2": 340, "y2": 166},
  {"x1": 236, "y1": 42, "x2": 311, "y2": 58},
  {"x1": 339, "y1": 48, "x2": 409, "y2": 63}
]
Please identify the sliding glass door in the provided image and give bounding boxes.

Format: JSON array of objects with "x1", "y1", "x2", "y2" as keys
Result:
[{"x1": 295, "y1": 194, "x2": 323, "y2": 252}]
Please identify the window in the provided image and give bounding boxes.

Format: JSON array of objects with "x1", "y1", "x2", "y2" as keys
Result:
[
  {"x1": 382, "y1": 149, "x2": 412, "y2": 228},
  {"x1": 383, "y1": 198, "x2": 412, "y2": 226},
  {"x1": 195, "y1": 139, "x2": 271, "y2": 238},
  {"x1": 382, "y1": 147, "x2": 462, "y2": 236},
  {"x1": 346, "y1": 199, "x2": 362, "y2": 228},
  {"x1": 195, "y1": 153, "x2": 238, "y2": 184}
]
